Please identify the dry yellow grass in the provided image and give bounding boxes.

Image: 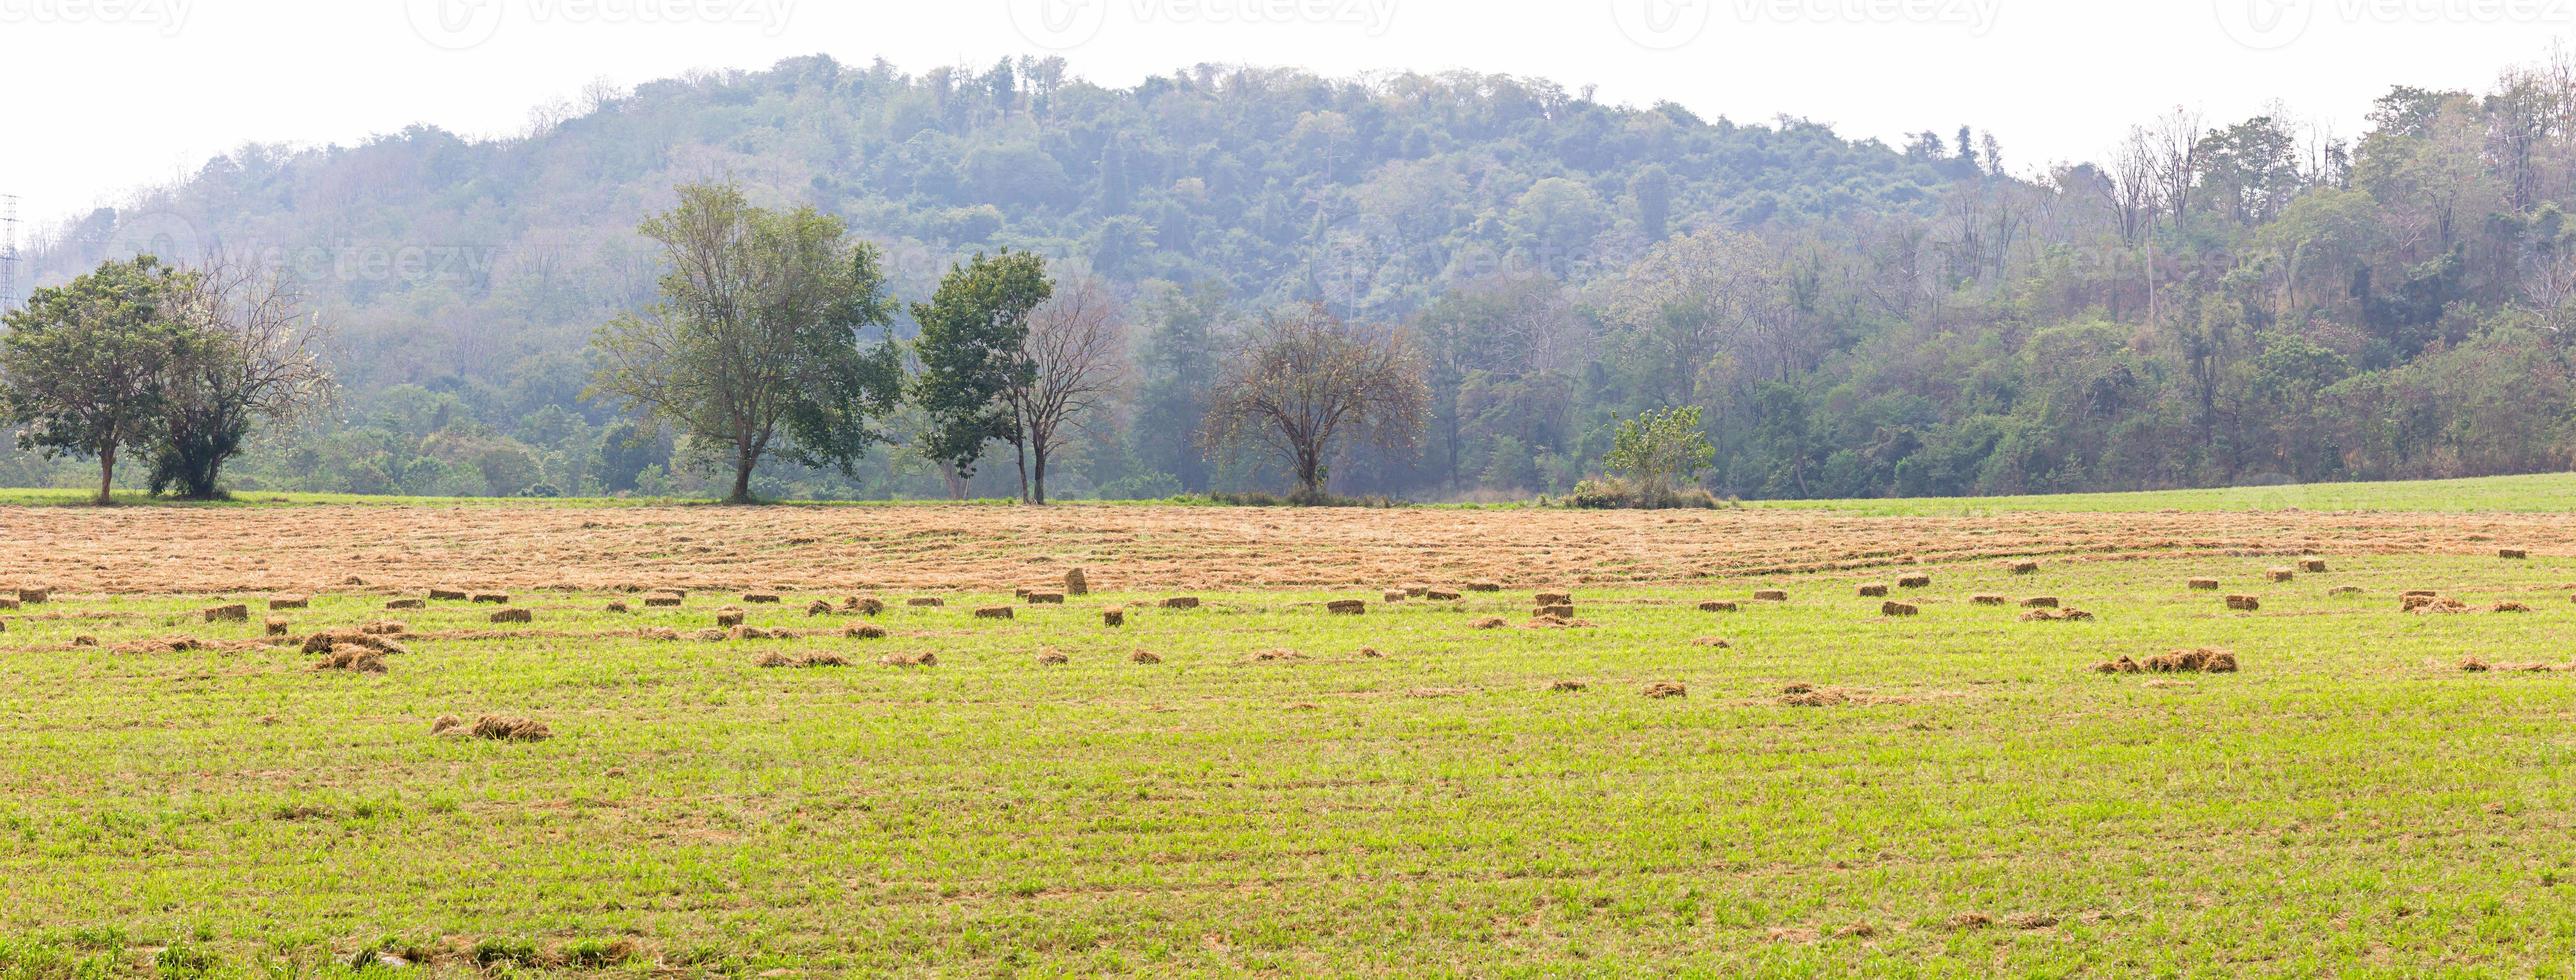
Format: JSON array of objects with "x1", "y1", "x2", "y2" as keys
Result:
[{"x1": 7, "y1": 503, "x2": 2572, "y2": 594}]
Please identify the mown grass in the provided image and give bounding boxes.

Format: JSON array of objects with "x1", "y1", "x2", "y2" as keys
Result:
[
  {"x1": 5, "y1": 550, "x2": 2576, "y2": 974},
  {"x1": 1748, "y1": 470, "x2": 2576, "y2": 515},
  {"x1": 10, "y1": 468, "x2": 2575, "y2": 513}
]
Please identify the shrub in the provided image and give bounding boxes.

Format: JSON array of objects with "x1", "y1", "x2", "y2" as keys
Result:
[{"x1": 1569, "y1": 476, "x2": 1720, "y2": 510}]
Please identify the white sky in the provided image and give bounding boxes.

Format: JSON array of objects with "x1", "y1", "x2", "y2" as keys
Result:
[{"x1": 0, "y1": 0, "x2": 2569, "y2": 235}]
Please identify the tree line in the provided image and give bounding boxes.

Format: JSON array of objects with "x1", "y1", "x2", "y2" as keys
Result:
[{"x1": 588, "y1": 182, "x2": 1433, "y2": 504}]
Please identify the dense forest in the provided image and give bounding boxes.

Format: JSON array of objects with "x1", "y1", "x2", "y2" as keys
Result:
[{"x1": 9, "y1": 53, "x2": 2576, "y2": 501}]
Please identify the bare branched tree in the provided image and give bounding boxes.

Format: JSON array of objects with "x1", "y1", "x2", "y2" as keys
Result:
[
  {"x1": 1007, "y1": 274, "x2": 1128, "y2": 504},
  {"x1": 151, "y1": 254, "x2": 337, "y2": 498},
  {"x1": 1201, "y1": 304, "x2": 1429, "y2": 500}
]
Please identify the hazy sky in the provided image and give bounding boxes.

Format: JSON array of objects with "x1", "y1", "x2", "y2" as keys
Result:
[{"x1": 0, "y1": 0, "x2": 2568, "y2": 235}]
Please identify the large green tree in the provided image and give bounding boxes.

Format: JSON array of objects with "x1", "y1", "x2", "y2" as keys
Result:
[
  {"x1": 910, "y1": 249, "x2": 1052, "y2": 499},
  {"x1": 1, "y1": 256, "x2": 197, "y2": 505},
  {"x1": 589, "y1": 182, "x2": 903, "y2": 504}
]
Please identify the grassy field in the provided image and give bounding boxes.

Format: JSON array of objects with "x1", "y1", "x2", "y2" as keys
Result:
[{"x1": 6, "y1": 480, "x2": 2576, "y2": 974}]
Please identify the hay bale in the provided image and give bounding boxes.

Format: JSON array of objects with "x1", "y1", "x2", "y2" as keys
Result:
[
  {"x1": 360, "y1": 621, "x2": 407, "y2": 636},
  {"x1": 606, "y1": 600, "x2": 631, "y2": 614},
  {"x1": 1698, "y1": 601, "x2": 1739, "y2": 613},
  {"x1": 1065, "y1": 568, "x2": 1089, "y2": 596},
  {"x1": 1534, "y1": 603, "x2": 1574, "y2": 619},
  {"x1": 1857, "y1": 584, "x2": 1890, "y2": 597},
  {"x1": 1358, "y1": 647, "x2": 1384, "y2": 658},
  {"x1": 2187, "y1": 578, "x2": 2220, "y2": 591},
  {"x1": 1466, "y1": 583, "x2": 1501, "y2": 593},
  {"x1": 1880, "y1": 601, "x2": 1919, "y2": 617},
  {"x1": 2020, "y1": 597, "x2": 2058, "y2": 609},
  {"x1": 714, "y1": 608, "x2": 746, "y2": 628},
  {"x1": 2093, "y1": 656, "x2": 2143, "y2": 674},
  {"x1": 2143, "y1": 648, "x2": 2239, "y2": 673},
  {"x1": 1025, "y1": 592, "x2": 1065, "y2": 605},
  {"x1": 1549, "y1": 680, "x2": 1587, "y2": 692},
  {"x1": 2267, "y1": 568, "x2": 2295, "y2": 582},
  {"x1": 1780, "y1": 685, "x2": 1853, "y2": 707},
  {"x1": 906, "y1": 597, "x2": 944, "y2": 608},
  {"x1": 2500, "y1": 548, "x2": 2530, "y2": 559},
  {"x1": 1383, "y1": 590, "x2": 1407, "y2": 603},
  {"x1": 312, "y1": 648, "x2": 386, "y2": 674},
  {"x1": 1037, "y1": 650, "x2": 1069, "y2": 665},
  {"x1": 842, "y1": 596, "x2": 885, "y2": 615},
  {"x1": 1691, "y1": 636, "x2": 1732, "y2": 648},
  {"x1": 1326, "y1": 600, "x2": 1366, "y2": 615},
  {"x1": 2459, "y1": 658, "x2": 2493, "y2": 672},
  {"x1": 265, "y1": 617, "x2": 291, "y2": 637},
  {"x1": 469, "y1": 592, "x2": 509, "y2": 605},
  {"x1": 2402, "y1": 594, "x2": 2468, "y2": 613},
  {"x1": 429, "y1": 714, "x2": 463, "y2": 735},
  {"x1": 877, "y1": 651, "x2": 937, "y2": 668},
  {"x1": 758, "y1": 651, "x2": 847, "y2": 669},
  {"x1": 204, "y1": 604, "x2": 249, "y2": 623},
  {"x1": 693, "y1": 629, "x2": 728, "y2": 642},
  {"x1": 743, "y1": 593, "x2": 780, "y2": 604},
  {"x1": 1640, "y1": 681, "x2": 1688, "y2": 699},
  {"x1": 643, "y1": 594, "x2": 683, "y2": 608},
  {"x1": 805, "y1": 600, "x2": 833, "y2": 616},
  {"x1": 1402, "y1": 587, "x2": 1428, "y2": 598},
  {"x1": 2020, "y1": 608, "x2": 2095, "y2": 622},
  {"x1": 1250, "y1": 648, "x2": 1303, "y2": 662},
  {"x1": 2493, "y1": 601, "x2": 2532, "y2": 613},
  {"x1": 1470, "y1": 617, "x2": 1509, "y2": 629},
  {"x1": 975, "y1": 606, "x2": 1014, "y2": 620},
  {"x1": 1971, "y1": 595, "x2": 2009, "y2": 606},
  {"x1": 0, "y1": 598, "x2": 17, "y2": 611},
  {"x1": 1753, "y1": 590, "x2": 1789, "y2": 602},
  {"x1": 2299, "y1": 559, "x2": 2329, "y2": 573},
  {"x1": 2225, "y1": 595, "x2": 2261, "y2": 611},
  {"x1": 729, "y1": 625, "x2": 789, "y2": 641},
  {"x1": 1424, "y1": 589, "x2": 1462, "y2": 601},
  {"x1": 2008, "y1": 561, "x2": 2040, "y2": 575},
  {"x1": 467, "y1": 715, "x2": 552, "y2": 742},
  {"x1": 1159, "y1": 596, "x2": 1201, "y2": 610},
  {"x1": 489, "y1": 608, "x2": 532, "y2": 624},
  {"x1": 642, "y1": 627, "x2": 680, "y2": 641},
  {"x1": 301, "y1": 630, "x2": 402, "y2": 655},
  {"x1": 1103, "y1": 608, "x2": 1125, "y2": 627},
  {"x1": 17, "y1": 588, "x2": 49, "y2": 604},
  {"x1": 1129, "y1": 649, "x2": 1162, "y2": 664},
  {"x1": 845, "y1": 623, "x2": 888, "y2": 639},
  {"x1": 428, "y1": 588, "x2": 468, "y2": 601},
  {"x1": 1897, "y1": 575, "x2": 1932, "y2": 589},
  {"x1": 2328, "y1": 586, "x2": 2364, "y2": 596},
  {"x1": 1534, "y1": 592, "x2": 1572, "y2": 607},
  {"x1": 269, "y1": 596, "x2": 309, "y2": 610}
]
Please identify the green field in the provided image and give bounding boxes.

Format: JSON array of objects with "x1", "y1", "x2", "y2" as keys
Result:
[{"x1": 5, "y1": 511, "x2": 2576, "y2": 975}]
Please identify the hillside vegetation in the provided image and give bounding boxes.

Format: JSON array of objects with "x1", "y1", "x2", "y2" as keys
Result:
[{"x1": 14, "y1": 55, "x2": 2576, "y2": 503}]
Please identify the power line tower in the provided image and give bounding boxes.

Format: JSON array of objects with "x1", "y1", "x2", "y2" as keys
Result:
[{"x1": 0, "y1": 194, "x2": 18, "y2": 314}]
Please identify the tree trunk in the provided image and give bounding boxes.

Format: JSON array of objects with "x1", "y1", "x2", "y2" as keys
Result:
[
  {"x1": 729, "y1": 453, "x2": 756, "y2": 504},
  {"x1": 1031, "y1": 446, "x2": 1049, "y2": 505},
  {"x1": 1295, "y1": 444, "x2": 1324, "y2": 498},
  {"x1": 940, "y1": 463, "x2": 968, "y2": 501},
  {"x1": 96, "y1": 446, "x2": 116, "y2": 506}
]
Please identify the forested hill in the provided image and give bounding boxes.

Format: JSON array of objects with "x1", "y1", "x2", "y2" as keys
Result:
[
  {"x1": 15, "y1": 55, "x2": 2576, "y2": 504},
  {"x1": 30, "y1": 56, "x2": 1965, "y2": 398}
]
